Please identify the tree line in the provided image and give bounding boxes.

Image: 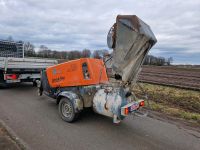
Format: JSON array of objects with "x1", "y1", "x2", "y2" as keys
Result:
[
  {"x1": 24, "y1": 42, "x2": 173, "y2": 65},
  {"x1": 143, "y1": 55, "x2": 173, "y2": 66},
  {"x1": 24, "y1": 42, "x2": 108, "y2": 60}
]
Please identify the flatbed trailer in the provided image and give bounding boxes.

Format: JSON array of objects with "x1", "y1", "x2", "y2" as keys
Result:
[{"x1": 0, "y1": 57, "x2": 57, "y2": 87}]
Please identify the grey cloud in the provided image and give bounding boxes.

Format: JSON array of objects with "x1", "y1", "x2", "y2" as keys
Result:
[{"x1": 0, "y1": 0, "x2": 200, "y2": 64}]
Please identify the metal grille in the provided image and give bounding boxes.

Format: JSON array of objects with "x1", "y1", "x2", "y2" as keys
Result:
[{"x1": 0, "y1": 40, "x2": 24, "y2": 58}]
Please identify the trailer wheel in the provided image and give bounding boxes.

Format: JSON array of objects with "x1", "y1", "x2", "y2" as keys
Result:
[{"x1": 58, "y1": 98, "x2": 79, "y2": 123}]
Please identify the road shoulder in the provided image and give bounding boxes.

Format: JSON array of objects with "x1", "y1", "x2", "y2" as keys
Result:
[{"x1": 0, "y1": 120, "x2": 28, "y2": 150}]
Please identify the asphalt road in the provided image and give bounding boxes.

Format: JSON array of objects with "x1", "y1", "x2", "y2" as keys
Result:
[{"x1": 0, "y1": 84, "x2": 199, "y2": 150}]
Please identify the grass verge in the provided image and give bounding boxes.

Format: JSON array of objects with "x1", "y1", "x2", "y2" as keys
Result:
[
  {"x1": 134, "y1": 83, "x2": 200, "y2": 124},
  {"x1": 149, "y1": 101, "x2": 200, "y2": 123}
]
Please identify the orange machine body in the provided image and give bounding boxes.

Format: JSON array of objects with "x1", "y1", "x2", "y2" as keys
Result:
[{"x1": 46, "y1": 58, "x2": 109, "y2": 88}]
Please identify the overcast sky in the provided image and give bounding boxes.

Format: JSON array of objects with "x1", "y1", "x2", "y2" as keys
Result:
[{"x1": 0, "y1": 0, "x2": 200, "y2": 64}]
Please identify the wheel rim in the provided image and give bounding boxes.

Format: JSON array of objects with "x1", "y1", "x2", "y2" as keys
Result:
[{"x1": 61, "y1": 101, "x2": 73, "y2": 118}]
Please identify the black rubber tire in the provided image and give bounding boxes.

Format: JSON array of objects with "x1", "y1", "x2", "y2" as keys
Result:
[
  {"x1": 58, "y1": 98, "x2": 79, "y2": 123},
  {"x1": 33, "y1": 81, "x2": 37, "y2": 87},
  {"x1": 0, "y1": 83, "x2": 8, "y2": 89}
]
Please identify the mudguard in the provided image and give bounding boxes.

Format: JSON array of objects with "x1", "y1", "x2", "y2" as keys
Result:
[{"x1": 57, "y1": 91, "x2": 84, "y2": 113}]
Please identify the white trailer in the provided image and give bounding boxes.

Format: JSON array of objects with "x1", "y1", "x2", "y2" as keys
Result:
[{"x1": 0, "y1": 57, "x2": 57, "y2": 87}]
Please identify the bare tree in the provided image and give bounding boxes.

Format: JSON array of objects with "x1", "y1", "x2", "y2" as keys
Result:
[
  {"x1": 93, "y1": 50, "x2": 101, "y2": 59},
  {"x1": 38, "y1": 45, "x2": 50, "y2": 58},
  {"x1": 68, "y1": 51, "x2": 82, "y2": 60},
  {"x1": 82, "y1": 49, "x2": 91, "y2": 58},
  {"x1": 24, "y1": 42, "x2": 35, "y2": 57},
  {"x1": 167, "y1": 57, "x2": 173, "y2": 65},
  {"x1": 143, "y1": 55, "x2": 172, "y2": 66}
]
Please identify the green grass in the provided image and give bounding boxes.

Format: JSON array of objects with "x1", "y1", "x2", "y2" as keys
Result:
[
  {"x1": 134, "y1": 83, "x2": 200, "y2": 123},
  {"x1": 149, "y1": 101, "x2": 200, "y2": 122}
]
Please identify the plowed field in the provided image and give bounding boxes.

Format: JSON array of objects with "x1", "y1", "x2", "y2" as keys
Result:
[{"x1": 139, "y1": 66, "x2": 200, "y2": 90}]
